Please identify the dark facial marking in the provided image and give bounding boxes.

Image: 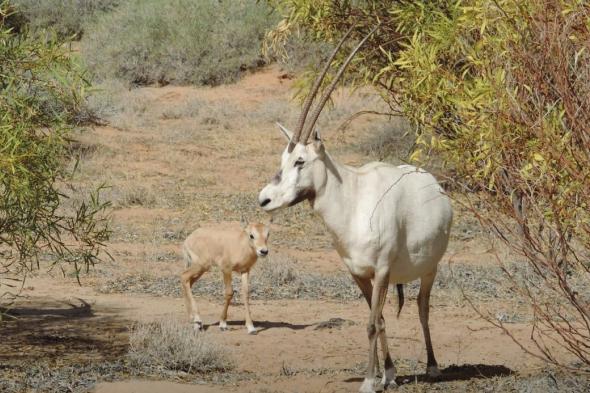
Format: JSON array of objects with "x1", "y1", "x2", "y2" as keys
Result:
[
  {"x1": 288, "y1": 188, "x2": 316, "y2": 207},
  {"x1": 272, "y1": 170, "x2": 282, "y2": 185}
]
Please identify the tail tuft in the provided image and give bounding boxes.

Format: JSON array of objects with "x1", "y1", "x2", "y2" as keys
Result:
[{"x1": 396, "y1": 284, "x2": 404, "y2": 318}]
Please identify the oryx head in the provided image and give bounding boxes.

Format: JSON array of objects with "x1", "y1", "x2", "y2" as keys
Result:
[
  {"x1": 258, "y1": 25, "x2": 378, "y2": 213},
  {"x1": 258, "y1": 123, "x2": 325, "y2": 212},
  {"x1": 242, "y1": 219, "x2": 271, "y2": 257}
]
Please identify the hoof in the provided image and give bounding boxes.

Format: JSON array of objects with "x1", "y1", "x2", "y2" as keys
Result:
[
  {"x1": 192, "y1": 322, "x2": 203, "y2": 332},
  {"x1": 426, "y1": 365, "x2": 442, "y2": 379},
  {"x1": 381, "y1": 375, "x2": 397, "y2": 389},
  {"x1": 359, "y1": 378, "x2": 376, "y2": 393},
  {"x1": 247, "y1": 327, "x2": 258, "y2": 335},
  {"x1": 381, "y1": 365, "x2": 396, "y2": 388},
  {"x1": 219, "y1": 321, "x2": 228, "y2": 331}
]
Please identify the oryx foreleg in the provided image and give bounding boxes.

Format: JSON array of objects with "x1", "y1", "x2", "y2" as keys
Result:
[
  {"x1": 360, "y1": 272, "x2": 389, "y2": 393},
  {"x1": 219, "y1": 272, "x2": 233, "y2": 331},
  {"x1": 353, "y1": 275, "x2": 396, "y2": 389},
  {"x1": 241, "y1": 271, "x2": 257, "y2": 334}
]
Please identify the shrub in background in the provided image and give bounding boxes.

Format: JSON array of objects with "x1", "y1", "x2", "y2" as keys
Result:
[
  {"x1": 11, "y1": 0, "x2": 119, "y2": 39},
  {"x1": 81, "y1": 0, "x2": 277, "y2": 86}
]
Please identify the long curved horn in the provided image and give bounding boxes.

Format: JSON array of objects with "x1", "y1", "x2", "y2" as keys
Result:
[
  {"x1": 288, "y1": 25, "x2": 356, "y2": 152},
  {"x1": 300, "y1": 24, "x2": 380, "y2": 144}
]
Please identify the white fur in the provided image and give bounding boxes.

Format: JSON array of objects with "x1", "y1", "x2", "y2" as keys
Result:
[
  {"x1": 259, "y1": 125, "x2": 452, "y2": 392},
  {"x1": 259, "y1": 140, "x2": 452, "y2": 285}
]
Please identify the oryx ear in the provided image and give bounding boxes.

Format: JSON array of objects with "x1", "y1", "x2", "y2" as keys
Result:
[
  {"x1": 313, "y1": 128, "x2": 322, "y2": 141},
  {"x1": 264, "y1": 216, "x2": 273, "y2": 236},
  {"x1": 276, "y1": 122, "x2": 294, "y2": 142},
  {"x1": 240, "y1": 215, "x2": 248, "y2": 229},
  {"x1": 312, "y1": 129, "x2": 324, "y2": 154}
]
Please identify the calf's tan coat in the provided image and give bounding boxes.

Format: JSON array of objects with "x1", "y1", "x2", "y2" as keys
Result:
[{"x1": 180, "y1": 222, "x2": 270, "y2": 334}]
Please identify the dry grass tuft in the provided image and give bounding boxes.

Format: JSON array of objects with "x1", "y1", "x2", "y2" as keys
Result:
[{"x1": 128, "y1": 318, "x2": 234, "y2": 374}]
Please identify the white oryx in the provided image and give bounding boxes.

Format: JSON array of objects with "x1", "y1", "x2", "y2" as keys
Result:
[
  {"x1": 258, "y1": 26, "x2": 453, "y2": 393},
  {"x1": 180, "y1": 221, "x2": 270, "y2": 335}
]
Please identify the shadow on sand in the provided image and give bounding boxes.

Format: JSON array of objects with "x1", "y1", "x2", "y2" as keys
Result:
[
  {"x1": 0, "y1": 298, "x2": 129, "y2": 363},
  {"x1": 344, "y1": 364, "x2": 513, "y2": 385},
  {"x1": 203, "y1": 319, "x2": 313, "y2": 332}
]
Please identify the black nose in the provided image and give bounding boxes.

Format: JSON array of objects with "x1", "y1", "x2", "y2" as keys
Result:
[
  {"x1": 260, "y1": 249, "x2": 268, "y2": 255},
  {"x1": 260, "y1": 198, "x2": 271, "y2": 207}
]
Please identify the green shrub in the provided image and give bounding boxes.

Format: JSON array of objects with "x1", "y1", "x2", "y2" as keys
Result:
[
  {"x1": 267, "y1": 0, "x2": 590, "y2": 371},
  {"x1": 81, "y1": 0, "x2": 277, "y2": 86},
  {"x1": 1, "y1": 1, "x2": 110, "y2": 307},
  {"x1": 11, "y1": 0, "x2": 120, "y2": 39}
]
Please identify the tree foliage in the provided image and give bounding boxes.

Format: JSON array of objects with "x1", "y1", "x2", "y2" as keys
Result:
[
  {"x1": 1, "y1": 1, "x2": 110, "y2": 307},
  {"x1": 267, "y1": 0, "x2": 590, "y2": 370}
]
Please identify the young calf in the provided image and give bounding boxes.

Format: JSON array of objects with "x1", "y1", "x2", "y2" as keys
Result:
[{"x1": 180, "y1": 221, "x2": 270, "y2": 334}]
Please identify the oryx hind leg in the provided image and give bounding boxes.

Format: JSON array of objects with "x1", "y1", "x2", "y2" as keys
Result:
[
  {"x1": 180, "y1": 263, "x2": 207, "y2": 331},
  {"x1": 241, "y1": 271, "x2": 257, "y2": 334},
  {"x1": 418, "y1": 271, "x2": 440, "y2": 378},
  {"x1": 219, "y1": 272, "x2": 234, "y2": 331}
]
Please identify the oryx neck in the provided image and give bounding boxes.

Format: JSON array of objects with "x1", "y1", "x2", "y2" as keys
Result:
[{"x1": 312, "y1": 154, "x2": 354, "y2": 227}]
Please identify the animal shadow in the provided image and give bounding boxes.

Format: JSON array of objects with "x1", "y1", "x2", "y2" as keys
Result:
[
  {"x1": 344, "y1": 364, "x2": 513, "y2": 385},
  {"x1": 396, "y1": 364, "x2": 513, "y2": 385},
  {"x1": 204, "y1": 320, "x2": 313, "y2": 332}
]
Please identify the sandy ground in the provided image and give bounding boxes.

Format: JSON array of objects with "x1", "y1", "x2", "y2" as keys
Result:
[{"x1": 15, "y1": 274, "x2": 537, "y2": 393}]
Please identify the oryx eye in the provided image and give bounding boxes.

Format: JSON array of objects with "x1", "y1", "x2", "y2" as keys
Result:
[
  {"x1": 249, "y1": 234, "x2": 254, "y2": 240},
  {"x1": 294, "y1": 158, "x2": 304, "y2": 167}
]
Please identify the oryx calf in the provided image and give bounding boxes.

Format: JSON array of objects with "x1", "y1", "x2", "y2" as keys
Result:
[{"x1": 180, "y1": 221, "x2": 270, "y2": 334}]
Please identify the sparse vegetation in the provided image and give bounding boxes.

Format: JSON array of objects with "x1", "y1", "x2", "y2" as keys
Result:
[
  {"x1": 99, "y1": 254, "x2": 362, "y2": 301},
  {"x1": 81, "y1": 0, "x2": 277, "y2": 86},
  {"x1": 128, "y1": 318, "x2": 234, "y2": 374},
  {"x1": 11, "y1": 0, "x2": 119, "y2": 39}
]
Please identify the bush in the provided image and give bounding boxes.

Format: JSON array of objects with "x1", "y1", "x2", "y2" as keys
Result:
[
  {"x1": 128, "y1": 318, "x2": 234, "y2": 374},
  {"x1": 268, "y1": 0, "x2": 590, "y2": 371},
  {"x1": 81, "y1": 0, "x2": 277, "y2": 86},
  {"x1": 0, "y1": 1, "x2": 110, "y2": 308},
  {"x1": 11, "y1": 0, "x2": 120, "y2": 39}
]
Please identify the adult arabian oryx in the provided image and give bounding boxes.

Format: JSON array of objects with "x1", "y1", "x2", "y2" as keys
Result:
[{"x1": 258, "y1": 26, "x2": 452, "y2": 393}]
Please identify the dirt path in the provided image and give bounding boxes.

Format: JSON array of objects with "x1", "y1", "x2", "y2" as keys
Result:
[{"x1": 10, "y1": 274, "x2": 537, "y2": 393}]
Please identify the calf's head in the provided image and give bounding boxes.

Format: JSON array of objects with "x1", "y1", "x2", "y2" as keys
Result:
[{"x1": 244, "y1": 222, "x2": 270, "y2": 257}]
